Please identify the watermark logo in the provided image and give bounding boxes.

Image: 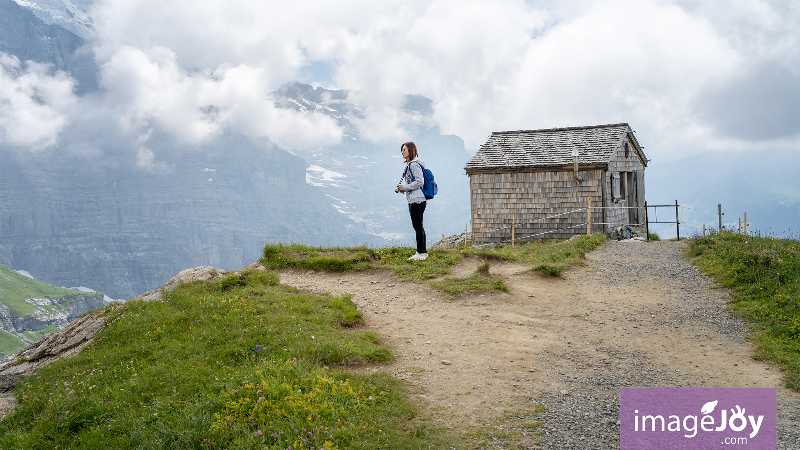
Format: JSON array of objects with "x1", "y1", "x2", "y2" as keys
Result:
[{"x1": 621, "y1": 388, "x2": 776, "y2": 449}]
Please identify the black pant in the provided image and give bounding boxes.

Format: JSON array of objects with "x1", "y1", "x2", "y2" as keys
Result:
[{"x1": 408, "y1": 201, "x2": 427, "y2": 254}]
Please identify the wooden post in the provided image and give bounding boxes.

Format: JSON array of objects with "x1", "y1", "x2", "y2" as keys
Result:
[
  {"x1": 675, "y1": 200, "x2": 680, "y2": 241},
  {"x1": 645, "y1": 201, "x2": 649, "y2": 241},
  {"x1": 511, "y1": 216, "x2": 515, "y2": 246},
  {"x1": 703, "y1": 224, "x2": 706, "y2": 236},
  {"x1": 744, "y1": 212, "x2": 748, "y2": 236},
  {"x1": 464, "y1": 223, "x2": 468, "y2": 247},
  {"x1": 442, "y1": 233, "x2": 446, "y2": 249},
  {"x1": 587, "y1": 197, "x2": 591, "y2": 235},
  {"x1": 718, "y1": 204, "x2": 723, "y2": 234},
  {"x1": 739, "y1": 218, "x2": 741, "y2": 234}
]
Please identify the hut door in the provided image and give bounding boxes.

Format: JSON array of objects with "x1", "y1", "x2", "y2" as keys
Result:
[{"x1": 628, "y1": 172, "x2": 637, "y2": 224}]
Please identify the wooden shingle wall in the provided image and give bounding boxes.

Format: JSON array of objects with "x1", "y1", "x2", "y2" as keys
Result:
[
  {"x1": 469, "y1": 169, "x2": 604, "y2": 243},
  {"x1": 603, "y1": 137, "x2": 646, "y2": 231}
]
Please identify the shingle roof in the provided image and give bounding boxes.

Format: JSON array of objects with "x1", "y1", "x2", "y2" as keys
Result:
[{"x1": 465, "y1": 123, "x2": 647, "y2": 172}]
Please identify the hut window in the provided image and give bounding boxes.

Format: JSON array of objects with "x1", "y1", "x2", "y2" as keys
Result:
[
  {"x1": 612, "y1": 172, "x2": 620, "y2": 201},
  {"x1": 624, "y1": 141, "x2": 630, "y2": 158},
  {"x1": 620, "y1": 172, "x2": 627, "y2": 200}
]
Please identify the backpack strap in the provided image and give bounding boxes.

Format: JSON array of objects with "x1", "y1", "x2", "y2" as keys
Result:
[
  {"x1": 408, "y1": 161, "x2": 423, "y2": 181},
  {"x1": 402, "y1": 161, "x2": 424, "y2": 184}
]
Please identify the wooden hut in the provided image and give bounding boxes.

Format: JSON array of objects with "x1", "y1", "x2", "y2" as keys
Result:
[{"x1": 464, "y1": 123, "x2": 648, "y2": 243}]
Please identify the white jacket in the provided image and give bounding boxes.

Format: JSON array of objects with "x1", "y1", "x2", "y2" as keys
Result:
[{"x1": 401, "y1": 158, "x2": 426, "y2": 204}]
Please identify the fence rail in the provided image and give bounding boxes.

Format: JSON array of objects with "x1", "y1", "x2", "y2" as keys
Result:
[
  {"x1": 466, "y1": 200, "x2": 757, "y2": 245},
  {"x1": 472, "y1": 199, "x2": 649, "y2": 244}
]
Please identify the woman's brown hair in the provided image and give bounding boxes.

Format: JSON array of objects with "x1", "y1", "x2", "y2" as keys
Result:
[{"x1": 401, "y1": 142, "x2": 418, "y2": 162}]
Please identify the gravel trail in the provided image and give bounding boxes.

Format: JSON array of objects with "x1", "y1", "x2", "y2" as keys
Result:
[{"x1": 278, "y1": 240, "x2": 800, "y2": 449}]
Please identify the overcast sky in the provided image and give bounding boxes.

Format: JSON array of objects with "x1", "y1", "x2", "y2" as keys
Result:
[{"x1": 2, "y1": 0, "x2": 799, "y2": 164}]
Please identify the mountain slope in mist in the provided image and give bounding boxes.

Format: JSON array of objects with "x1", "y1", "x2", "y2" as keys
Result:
[
  {"x1": 0, "y1": 134, "x2": 381, "y2": 299},
  {"x1": 0, "y1": 0, "x2": 97, "y2": 92},
  {"x1": 646, "y1": 150, "x2": 800, "y2": 237},
  {"x1": 272, "y1": 82, "x2": 473, "y2": 244}
]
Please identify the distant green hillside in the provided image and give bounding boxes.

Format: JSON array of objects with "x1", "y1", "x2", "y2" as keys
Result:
[
  {"x1": 0, "y1": 264, "x2": 86, "y2": 317},
  {"x1": 0, "y1": 265, "x2": 106, "y2": 356}
]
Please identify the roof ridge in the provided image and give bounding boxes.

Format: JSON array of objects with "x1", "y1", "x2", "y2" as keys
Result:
[{"x1": 491, "y1": 123, "x2": 629, "y2": 135}]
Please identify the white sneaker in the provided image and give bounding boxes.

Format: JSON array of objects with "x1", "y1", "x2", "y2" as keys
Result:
[{"x1": 408, "y1": 252, "x2": 428, "y2": 261}]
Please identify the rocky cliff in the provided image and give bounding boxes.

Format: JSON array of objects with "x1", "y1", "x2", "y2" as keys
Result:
[
  {"x1": 0, "y1": 134, "x2": 382, "y2": 299},
  {"x1": 0, "y1": 0, "x2": 97, "y2": 92}
]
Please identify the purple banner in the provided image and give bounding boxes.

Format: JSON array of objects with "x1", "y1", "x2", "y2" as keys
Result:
[{"x1": 621, "y1": 388, "x2": 777, "y2": 449}]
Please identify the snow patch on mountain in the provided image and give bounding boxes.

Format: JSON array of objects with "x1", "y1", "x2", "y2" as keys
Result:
[
  {"x1": 306, "y1": 165, "x2": 347, "y2": 187},
  {"x1": 15, "y1": 270, "x2": 35, "y2": 279},
  {"x1": 12, "y1": 0, "x2": 95, "y2": 39}
]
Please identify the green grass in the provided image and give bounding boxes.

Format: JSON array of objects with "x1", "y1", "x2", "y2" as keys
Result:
[
  {"x1": 22, "y1": 325, "x2": 61, "y2": 342},
  {"x1": 260, "y1": 244, "x2": 374, "y2": 272},
  {"x1": 464, "y1": 233, "x2": 608, "y2": 277},
  {"x1": 429, "y1": 274, "x2": 509, "y2": 295},
  {"x1": 0, "y1": 329, "x2": 25, "y2": 356},
  {"x1": 261, "y1": 234, "x2": 607, "y2": 294},
  {"x1": 0, "y1": 264, "x2": 100, "y2": 317},
  {"x1": 688, "y1": 232, "x2": 800, "y2": 390},
  {"x1": 260, "y1": 244, "x2": 462, "y2": 282},
  {"x1": 2, "y1": 236, "x2": 610, "y2": 448},
  {"x1": 1, "y1": 269, "x2": 456, "y2": 449}
]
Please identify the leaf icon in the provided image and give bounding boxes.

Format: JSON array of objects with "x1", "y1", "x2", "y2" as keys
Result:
[{"x1": 701, "y1": 400, "x2": 718, "y2": 415}]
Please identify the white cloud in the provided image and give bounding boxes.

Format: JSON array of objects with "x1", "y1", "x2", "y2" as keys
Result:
[
  {"x1": 96, "y1": 46, "x2": 344, "y2": 149},
  {"x1": 306, "y1": 0, "x2": 749, "y2": 158},
  {"x1": 5, "y1": 0, "x2": 799, "y2": 162},
  {"x1": 135, "y1": 147, "x2": 170, "y2": 172},
  {"x1": 0, "y1": 54, "x2": 77, "y2": 151}
]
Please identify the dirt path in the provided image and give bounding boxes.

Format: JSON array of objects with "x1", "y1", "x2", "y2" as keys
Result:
[{"x1": 278, "y1": 240, "x2": 800, "y2": 449}]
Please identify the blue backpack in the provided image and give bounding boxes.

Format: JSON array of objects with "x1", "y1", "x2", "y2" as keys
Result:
[{"x1": 407, "y1": 162, "x2": 438, "y2": 200}]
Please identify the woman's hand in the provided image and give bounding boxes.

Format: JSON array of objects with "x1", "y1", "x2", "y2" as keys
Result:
[{"x1": 396, "y1": 184, "x2": 404, "y2": 193}]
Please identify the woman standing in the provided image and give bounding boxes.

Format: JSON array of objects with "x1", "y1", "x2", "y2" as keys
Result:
[{"x1": 396, "y1": 142, "x2": 428, "y2": 260}]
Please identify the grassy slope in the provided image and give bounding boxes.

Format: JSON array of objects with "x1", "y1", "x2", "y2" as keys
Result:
[
  {"x1": 688, "y1": 232, "x2": 800, "y2": 390},
  {"x1": 1, "y1": 236, "x2": 609, "y2": 449},
  {"x1": 0, "y1": 330, "x2": 25, "y2": 356},
  {"x1": 1, "y1": 270, "x2": 455, "y2": 450},
  {"x1": 22, "y1": 325, "x2": 61, "y2": 342},
  {"x1": 0, "y1": 264, "x2": 89, "y2": 317},
  {"x1": 260, "y1": 233, "x2": 608, "y2": 293}
]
